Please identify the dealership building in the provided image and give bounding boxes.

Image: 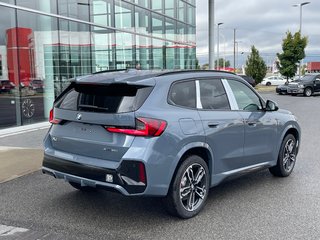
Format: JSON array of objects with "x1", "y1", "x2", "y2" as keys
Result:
[{"x1": 0, "y1": 0, "x2": 196, "y2": 129}]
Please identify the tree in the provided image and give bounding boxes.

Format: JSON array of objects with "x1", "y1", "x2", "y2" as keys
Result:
[
  {"x1": 214, "y1": 58, "x2": 230, "y2": 68},
  {"x1": 195, "y1": 58, "x2": 201, "y2": 69},
  {"x1": 202, "y1": 63, "x2": 209, "y2": 70},
  {"x1": 277, "y1": 31, "x2": 307, "y2": 80},
  {"x1": 245, "y1": 46, "x2": 267, "y2": 84}
]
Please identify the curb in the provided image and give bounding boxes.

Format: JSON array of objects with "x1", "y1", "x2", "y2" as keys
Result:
[{"x1": 0, "y1": 122, "x2": 50, "y2": 138}]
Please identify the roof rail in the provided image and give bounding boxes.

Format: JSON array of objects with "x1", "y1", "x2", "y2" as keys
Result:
[
  {"x1": 155, "y1": 70, "x2": 237, "y2": 77},
  {"x1": 92, "y1": 69, "x2": 127, "y2": 74}
]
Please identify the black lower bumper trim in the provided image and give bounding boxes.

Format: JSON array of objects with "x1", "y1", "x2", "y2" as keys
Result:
[{"x1": 42, "y1": 155, "x2": 146, "y2": 194}]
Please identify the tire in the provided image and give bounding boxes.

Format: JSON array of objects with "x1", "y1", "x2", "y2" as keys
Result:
[
  {"x1": 269, "y1": 134, "x2": 297, "y2": 177},
  {"x1": 69, "y1": 181, "x2": 95, "y2": 192},
  {"x1": 304, "y1": 87, "x2": 312, "y2": 97},
  {"x1": 291, "y1": 93, "x2": 297, "y2": 96},
  {"x1": 266, "y1": 82, "x2": 271, "y2": 86},
  {"x1": 163, "y1": 155, "x2": 210, "y2": 219}
]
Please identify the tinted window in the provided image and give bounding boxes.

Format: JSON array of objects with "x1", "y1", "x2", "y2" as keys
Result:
[
  {"x1": 228, "y1": 80, "x2": 262, "y2": 111},
  {"x1": 301, "y1": 75, "x2": 318, "y2": 81},
  {"x1": 169, "y1": 80, "x2": 196, "y2": 108},
  {"x1": 57, "y1": 84, "x2": 152, "y2": 113},
  {"x1": 199, "y1": 79, "x2": 230, "y2": 110}
]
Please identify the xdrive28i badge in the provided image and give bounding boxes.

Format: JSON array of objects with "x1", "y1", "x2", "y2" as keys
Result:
[{"x1": 76, "y1": 113, "x2": 82, "y2": 120}]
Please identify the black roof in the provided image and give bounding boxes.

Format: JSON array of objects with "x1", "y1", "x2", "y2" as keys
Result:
[{"x1": 73, "y1": 69, "x2": 238, "y2": 85}]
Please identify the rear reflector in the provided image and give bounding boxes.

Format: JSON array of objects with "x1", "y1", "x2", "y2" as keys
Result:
[
  {"x1": 106, "y1": 117, "x2": 167, "y2": 137},
  {"x1": 49, "y1": 108, "x2": 61, "y2": 124},
  {"x1": 138, "y1": 162, "x2": 146, "y2": 184}
]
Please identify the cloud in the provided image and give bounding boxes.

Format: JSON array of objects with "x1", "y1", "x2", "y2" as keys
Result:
[{"x1": 196, "y1": 0, "x2": 320, "y2": 65}]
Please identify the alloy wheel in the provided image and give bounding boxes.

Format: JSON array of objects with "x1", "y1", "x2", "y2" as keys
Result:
[
  {"x1": 22, "y1": 98, "x2": 35, "y2": 118},
  {"x1": 305, "y1": 88, "x2": 312, "y2": 97},
  {"x1": 282, "y1": 138, "x2": 296, "y2": 172},
  {"x1": 179, "y1": 163, "x2": 207, "y2": 212}
]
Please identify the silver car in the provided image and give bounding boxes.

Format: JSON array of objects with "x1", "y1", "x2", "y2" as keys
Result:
[{"x1": 42, "y1": 70, "x2": 301, "y2": 218}]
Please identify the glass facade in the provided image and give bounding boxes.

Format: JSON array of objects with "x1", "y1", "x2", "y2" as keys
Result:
[{"x1": 0, "y1": 0, "x2": 196, "y2": 129}]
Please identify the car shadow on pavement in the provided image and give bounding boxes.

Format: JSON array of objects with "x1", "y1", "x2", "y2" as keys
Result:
[{"x1": 45, "y1": 168, "x2": 289, "y2": 223}]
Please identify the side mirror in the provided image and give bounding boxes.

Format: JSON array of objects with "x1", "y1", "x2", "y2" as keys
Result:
[{"x1": 265, "y1": 100, "x2": 279, "y2": 111}]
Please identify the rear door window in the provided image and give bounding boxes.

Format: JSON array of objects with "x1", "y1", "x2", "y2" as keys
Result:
[
  {"x1": 168, "y1": 80, "x2": 196, "y2": 108},
  {"x1": 198, "y1": 79, "x2": 230, "y2": 110},
  {"x1": 57, "y1": 84, "x2": 152, "y2": 113}
]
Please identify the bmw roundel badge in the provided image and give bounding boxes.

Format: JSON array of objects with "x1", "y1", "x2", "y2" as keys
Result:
[{"x1": 76, "y1": 113, "x2": 82, "y2": 120}]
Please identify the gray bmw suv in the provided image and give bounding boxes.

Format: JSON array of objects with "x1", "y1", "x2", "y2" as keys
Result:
[{"x1": 43, "y1": 70, "x2": 301, "y2": 218}]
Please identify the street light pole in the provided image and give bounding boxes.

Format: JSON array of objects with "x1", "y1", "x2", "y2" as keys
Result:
[
  {"x1": 209, "y1": 0, "x2": 215, "y2": 70},
  {"x1": 217, "y1": 22, "x2": 223, "y2": 70},
  {"x1": 233, "y1": 28, "x2": 236, "y2": 73},
  {"x1": 293, "y1": 1, "x2": 310, "y2": 79},
  {"x1": 220, "y1": 33, "x2": 226, "y2": 69}
]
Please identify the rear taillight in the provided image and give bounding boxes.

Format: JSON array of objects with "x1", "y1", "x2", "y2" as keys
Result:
[
  {"x1": 106, "y1": 117, "x2": 167, "y2": 137},
  {"x1": 49, "y1": 108, "x2": 61, "y2": 124}
]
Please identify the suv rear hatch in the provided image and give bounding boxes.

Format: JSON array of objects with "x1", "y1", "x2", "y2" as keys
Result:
[{"x1": 49, "y1": 81, "x2": 153, "y2": 162}]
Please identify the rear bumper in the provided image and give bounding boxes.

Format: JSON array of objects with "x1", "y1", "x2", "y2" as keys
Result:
[{"x1": 42, "y1": 154, "x2": 146, "y2": 195}]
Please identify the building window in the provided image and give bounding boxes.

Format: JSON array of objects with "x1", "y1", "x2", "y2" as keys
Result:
[{"x1": 0, "y1": 0, "x2": 196, "y2": 129}]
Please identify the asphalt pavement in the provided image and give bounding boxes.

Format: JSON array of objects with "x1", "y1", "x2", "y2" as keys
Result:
[{"x1": 0, "y1": 92, "x2": 320, "y2": 239}]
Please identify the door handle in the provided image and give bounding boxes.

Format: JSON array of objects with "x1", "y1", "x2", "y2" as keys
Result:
[
  {"x1": 207, "y1": 122, "x2": 220, "y2": 128},
  {"x1": 247, "y1": 121, "x2": 257, "y2": 127}
]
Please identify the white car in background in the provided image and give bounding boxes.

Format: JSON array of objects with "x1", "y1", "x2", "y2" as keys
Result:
[{"x1": 261, "y1": 76, "x2": 288, "y2": 86}]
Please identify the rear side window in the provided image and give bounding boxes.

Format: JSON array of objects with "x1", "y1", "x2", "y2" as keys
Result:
[
  {"x1": 168, "y1": 80, "x2": 196, "y2": 108},
  {"x1": 57, "y1": 84, "x2": 153, "y2": 113},
  {"x1": 199, "y1": 79, "x2": 230, "y2": 110}
]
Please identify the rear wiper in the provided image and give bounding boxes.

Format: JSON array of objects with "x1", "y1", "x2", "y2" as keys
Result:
[{"x1": 78, "y1": 104, "x2": 109, "y2": 111}]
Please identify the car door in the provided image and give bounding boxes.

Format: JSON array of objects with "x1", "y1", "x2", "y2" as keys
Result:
[
  {"x1": 314, "y1": 75, "x2": 320, "y2": 92},
  {"x1": 274, "y1": 77, "x2": 282, "y2": 85},
  {"x1": 196, "y1": 78, "x2": 245, "y2": 175},
  {"x1": 226, "y1": 79, "x2": 278, "y2": 166}
]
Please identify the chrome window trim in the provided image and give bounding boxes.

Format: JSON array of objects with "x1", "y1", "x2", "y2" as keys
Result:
[
  {"x1": 221, "y1": 78, "x2": 239, "y2": 110},
  {"x1": 195, "y1": 80, "x2": 203, "y2": 109}
]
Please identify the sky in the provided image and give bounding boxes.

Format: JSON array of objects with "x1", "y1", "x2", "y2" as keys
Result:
[{"x1": 196, "y1": 0, "x2": 320, "y2": 66}]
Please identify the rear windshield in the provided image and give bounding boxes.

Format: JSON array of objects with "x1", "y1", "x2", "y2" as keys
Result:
[{"x1": 56, "y1": 84, "x2": 153, "y2": 113}]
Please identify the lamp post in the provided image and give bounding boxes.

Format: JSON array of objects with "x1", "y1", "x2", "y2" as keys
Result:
[
  {"x1": 233, "y1": 28, "x2": 236, "y2": 73},
  {"x1": 209, "y1": 0, "x2": 215, "y2": 69},
  {"x1": 293, "y1": 1, "x2": 310, "y2": 79},
  {"x1": 217, "y1": 22, "x2": 223, "y2": 70},
  {"x1": 235, "y1": 41, "x2": 242, "y2": 71},
  {"x1": 220, "y1": 33, "x2": 226, "y2": 69}
]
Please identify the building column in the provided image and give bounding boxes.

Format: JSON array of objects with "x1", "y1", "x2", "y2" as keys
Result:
[{"x1": 208, "y1": 0, "x2": 215, "y2": 69}]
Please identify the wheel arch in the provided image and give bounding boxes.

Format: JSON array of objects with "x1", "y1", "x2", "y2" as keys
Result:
[
  {"x1": 284, "y1": 127, "x2": 300, "y2": 152},
  {"x1": 278, "y1": 125, "x2": 301, "y2": 156},
  {"x1": 167, "y1": 143, "x2": 213, "y2": 194}
]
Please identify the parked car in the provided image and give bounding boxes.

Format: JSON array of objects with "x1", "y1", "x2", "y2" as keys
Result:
[
  {"x1": 261, "y1": 76, "x2": 287, "y2": 86},
  {"x1": 287, "y1": 74, "x2": 320, "y2": 96},
  {"x1": 29, "y1": 79, "x2": 44, "y2": 93},
  {"x1": 0, "y1": 80, "x2": 15, "y2": 93},
  {"x1": 42, "y1": 70, "x2": 301, "y2": 218},
  {"x1": 238, "y1": 74, "x2": 256, "y2": 87},
  {"x1": 276, "y1": 80, "x2": 299, "y2": 95}
]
